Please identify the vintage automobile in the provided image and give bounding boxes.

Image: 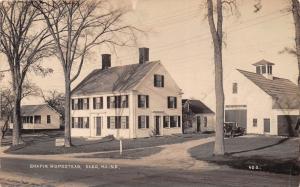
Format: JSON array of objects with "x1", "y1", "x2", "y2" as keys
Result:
[{"x1": 224, "y1": 122, "x2": 246, "y2": 137}]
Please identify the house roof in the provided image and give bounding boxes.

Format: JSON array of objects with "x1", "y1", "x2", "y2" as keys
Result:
[
  {"x1": 252, "y1": 59, "x2": 275, "y2": 66},
  {"x1": 237, "y1": 69, "x2": 300, "y2": 109},
  {"x1": 72, "y1": 61, "x2": 159, "y2": 96},
  {"x1": 21, "y1": 104, "x2": 60, "y2": 116},
  {"x1": 182, "y1": 99, "x2": 214, "y2": 114}
]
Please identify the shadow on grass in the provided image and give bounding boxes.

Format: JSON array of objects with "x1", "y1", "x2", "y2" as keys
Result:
[{"x1": 226, "y1": 137, "x2": 290, "y2": 155}]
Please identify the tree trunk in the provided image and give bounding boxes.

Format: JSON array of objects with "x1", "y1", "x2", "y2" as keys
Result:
[
  {"x1": 207, "y1": 0, "x2": 225, "y2": 155},
  {"x1": 292, "y1": 0, "x2": 300, "y2": 138},
  {"x1": 213, "y1": 46, "x2": 225, "y2": 155},
  {"x1": 12, "y1": 88, "x2": 22, "y2": 146},
  {"x1": 64, "y1": 78, "x2": 72, "y2": 147}
]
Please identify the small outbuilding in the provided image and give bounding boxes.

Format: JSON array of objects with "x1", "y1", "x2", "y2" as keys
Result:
[
  {"x1": 182, "y1": 99, "x2": 215, "y2": 133},
  {"x1": 10, "y1": 104, "x2": 61, "y2": 130}
]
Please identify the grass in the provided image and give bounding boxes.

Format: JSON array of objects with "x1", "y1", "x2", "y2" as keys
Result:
[
  {"x1": 76, "y1": 147, "x2": 163, "y2": 160},
  {"x1": 188, "y1": 136, "x2": 300, "y2": 175},
  {"x1": 4, "y1": 130, "x2": 213, "y2": 155}
]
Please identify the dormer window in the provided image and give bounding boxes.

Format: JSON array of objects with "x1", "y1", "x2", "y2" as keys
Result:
[
  {"x1": 267, "y1": 65, "x2": 272, "y2": 74},
  {"x1": 261, "y1": 65, "x2": 266, "y2": 74}
]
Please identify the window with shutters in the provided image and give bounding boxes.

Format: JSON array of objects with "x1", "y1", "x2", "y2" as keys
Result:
[
  {"x1": 232, "y1": 83, "x2": 238, "y2": 94},
  {"x1": 72, "y1": 98, "x2": 89, "y2": 110},
  {"x1": 154, "y1": 74, "x2": 164, "y2": 87},
  {"x1": 107, "y1": 95, "x2": 128, "y2": 108},
  {"x1": 107, "y1": 116, "x2": 129, "y2": 129},
  {"x1": 168, "y1": 96, "x2": 177, "y2": 109},
  {"x1": 71, "y1": 117, "x2": 89, "y2": 128},
  {"x1": 138, "y1": 115, "x2": 149, "y2": 128},
  {"x1": 138, "y1": 95, "x2": 149, "y2": 108},
  {"x1": 163, "y1": 116, "x2": 170, "y2": 128},
  {"x1": 93, "y1": 97, "x2": 103, "y2": 109},
  {"x1": 170, "y1": 116, "x2": 178, "y2": 128}
]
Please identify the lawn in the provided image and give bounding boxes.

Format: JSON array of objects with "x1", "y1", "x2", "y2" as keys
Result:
[
  {"x1": 4, "y1": 131, "x2": 213, "y2": 155},
  {"x1": 189, "y1": 136, "x2": 300, "y2": 175},
  {"x1": 76, "y1": 147, "x2": 163, "y2": 160}
]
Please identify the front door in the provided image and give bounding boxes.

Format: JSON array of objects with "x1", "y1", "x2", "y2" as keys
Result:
[
  {"x1": 154, "y1": 116, "x2": 160, "y2": 135},
  {"x1": 95, "y1": 117, "x2": 102, "y2": 136},
  {"x1": 196, "y1": 116, "x2": 201, "y2": 132},
  {"x1": 264, "y1": 118, "x2": 270, "y2": 133}
]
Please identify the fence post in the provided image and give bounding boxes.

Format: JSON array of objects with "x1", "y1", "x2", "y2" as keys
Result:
[{"x1": 119, "y1": 139, "x2": 122, "y2": 155}]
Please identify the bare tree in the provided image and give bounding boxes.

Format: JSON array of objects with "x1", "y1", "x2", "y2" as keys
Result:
[
  {"x1": 0, "y1": 1, "x2": 54, "y2": 145},
  {"x1": 41, "y1": 90, "x2": 65, "y2": 117},
  {"x1": 0, "y1": 81, "x2": 40, "y2": 141},
  {"x1": 291, "y1": 0, "x2": 300, "y2": 86},
  {"x1": 33, "y1": 0, "x2": 139, "y2": 147}
]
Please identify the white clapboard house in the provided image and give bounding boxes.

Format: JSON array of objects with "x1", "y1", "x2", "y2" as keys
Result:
[
  {"x1": 71, "y1": 48, "x2": 183, "y2": 139},
  {"x1": 224, "y1": 59, "x2": 300, "y2": 136},
  {"x1": 10, "y1": 104, "x2": 61, "y2": 130}
]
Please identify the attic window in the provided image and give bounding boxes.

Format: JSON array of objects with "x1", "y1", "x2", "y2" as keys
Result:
[
  {"x1": 261, "y1": 65, "x2": 266, "y2": 74},
  {"x1": 232, "y1": 83, "x2": 238, "y2": 94}
]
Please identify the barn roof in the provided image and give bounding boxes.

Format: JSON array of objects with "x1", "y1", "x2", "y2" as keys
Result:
[
  {"x1": 237, "y1": 69, "x2": 300, "y2": 109},
  {"x1": 182, "y1": 99, "x2": 214, "y2": 114},
  {"x1": 72, "y1": 61, "x2": 159, "y2": 96}
]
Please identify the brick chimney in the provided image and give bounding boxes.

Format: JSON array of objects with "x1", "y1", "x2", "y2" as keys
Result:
[
  {"x1": 139, "y1": 47, "x2": 149, "y2": 64},
  {"x1": 102, "y1": 54, "x2": 111, "y2": 70}
]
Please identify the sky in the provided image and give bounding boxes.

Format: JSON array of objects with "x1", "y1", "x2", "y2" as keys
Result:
[{"x1": 0, "y1": 0, "x2": 298, "y2": 112}]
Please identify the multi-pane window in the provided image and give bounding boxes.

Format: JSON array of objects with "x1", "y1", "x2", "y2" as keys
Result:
[
  {"x1": 267, "y1": 65, "x2": 272, "y2": 74},
  {"x1": 138, "y1": 95, "x2": 149, "y2": 108},
  {"x1": 204, "y1": 116, "x2": 207, "y2": 127},
  {"x1": 170, "y1": 116, "x2": 178, "y2": 128},
  {"x1": 47, "y1": 115, "x2": 51, "y2": 124},
  {"x1": 154, "y1": 74, "x2": 164, "y2": 87},
  {"x1": 107, "y1": 116, "x2": 129, "y2": 129},
  {"x1": 163, "y1": 116, "x2": 170, "y2": 128},
  {"x1": 164, "y1": 115, "x2": 181, "y2": 128},
  {"x1": 138, "y1": 115, "x2": 149, "y2": 128},
  {"x1": 22, "y1": 116, "x2": 33, "y2": 123},
  {"x1": 34, "y1": 115, "x2": 41, "y2": 124},
  {"x1": 107, "y1": 95, "x2": 128, "y2": 108},
  {"x1": 71, "y1": 117, "x2": 89, "y2": 128},
  {"x1": 253, "y1": 118, "x2": 258, "y2": 127},
  {"x1": 72, "y1": 98, "x2": 89, "y2": 110},
  {"x1": 93, "y1": 97, "x2": 103, "y2": 109},
  {"x1": 261, "y1": 65, "x2": 266, "y2": 74},
  {"x1": 232, "y1": 83, "x2": 238, "y2": 94},
  {"x1": 168, "y1": 96, "x2": 177, "y2": 109}
]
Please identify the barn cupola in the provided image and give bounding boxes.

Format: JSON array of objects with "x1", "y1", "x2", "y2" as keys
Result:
[{"x1": 253, "y1": 59, "x2": 275, "y2": 80}]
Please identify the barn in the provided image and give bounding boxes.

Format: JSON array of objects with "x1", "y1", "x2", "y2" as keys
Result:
[{"x1": 224, "y1": 59, "x2": 300, "y2": 136}]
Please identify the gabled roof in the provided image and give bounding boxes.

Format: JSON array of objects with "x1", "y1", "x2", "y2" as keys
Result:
[
  {"x1": 252, "y1": 59, "x2": 275, "y2": 66},
  {"x1": 237, "y1": 69, "x2": 300, "y2": 109},
  {"x1": 72, "y1": 61, "x2": 159, "y2": 96},
  {"x1": 182, "y1": 99, "x2": 214, "y2": 114},
  {"x1": 21, "y1": 104, "x2": 61, "y2": 116}
]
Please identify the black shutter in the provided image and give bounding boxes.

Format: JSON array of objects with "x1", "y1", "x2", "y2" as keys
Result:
[
  {"x1": 163, "y1": 116, "x2": 166, "y2": 128},
  {"x1": 93, "y1": 98, "x2": 96, "y2": 109},
  {"x1": 174, "y1": 97, "x2": 177, "y2": 109},
  {"x1": 71, "y1": 117, "x2": 74, "y2": 128},
  {"x1": 154, "y1": 75, "x2": 157, "y2": 87},
  {"x1": 126, "y1": 116, "x2": 129, "y2": 129},
  {"x1": 178, "y1": 116, "x2": 181, "y2": 127},
  {"x1": 107, "y1": 97, "x2": 110, "y2": 109},
  {"x1": 138, "y1": 116, "x2": 141, "y2": 128},
  {"x1": 138, "y1": 95, "x2": 141, "y2": 108},
  {"x1": 146, "y1": 95, "x2": 149, "y2": 108},
  {"x1": 116, "y1": 96, "x2": 120, "y2": 108},
  {"x1": 107, "y1": 117, "x2": 110, "y2": 129},
  {"x1": 126, "y1": 95, "x2": 129, "y2": 108},
  {"x1": 87, "y1": 98, "x2": 89, "y2": 109},
  {"x1": 167, "y1": 97, "x2": 170, "y2": 108},
  {"x1": 100, "y1": 97, "x2": 103, "y2": 109},
  {"x1": 86, "y1": 117, "x2": 89, "y2": 128},
  {"x1": 146, "y1": 116, "x2": 149, "y2": 128},
  {"x1": 162, "y1": 75, "x2": 164, "y2": 87},
  {"x1": 72, "y1": 99, "x2": 74, "y2": 110}
]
